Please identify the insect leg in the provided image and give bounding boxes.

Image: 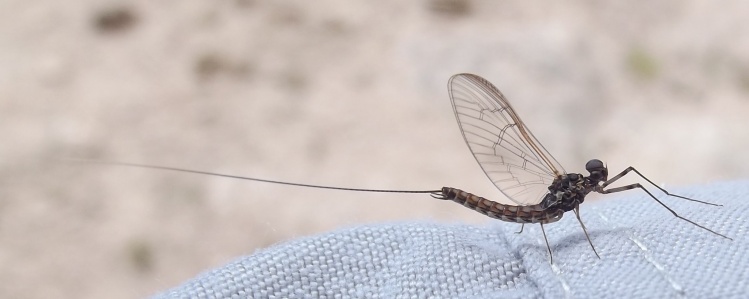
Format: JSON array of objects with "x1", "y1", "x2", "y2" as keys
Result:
[
  {"x1": 515, "y1": 224, "x2": 524, "y2": 234},
  {"x1": 600, "y1": 184, "x2": 732, "y2": 240},
  {"x1": 539, "y1": 223, "x2": 553, "y2": 264},
  {"x1": 573, "y1": 206, "x2": 600, "y2": 259},
  {"x1": 602, "y1": 167, "x2": 720, "y2": 206}
]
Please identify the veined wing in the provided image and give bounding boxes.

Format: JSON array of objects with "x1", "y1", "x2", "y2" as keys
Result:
[{"x1": 447, "y1": 73, "x2": 565, "y2": 205}]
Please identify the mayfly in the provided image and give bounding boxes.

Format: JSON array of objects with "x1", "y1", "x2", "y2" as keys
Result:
[{"x1": 87, "y1": 73, "x2": 731, "y2": 263}]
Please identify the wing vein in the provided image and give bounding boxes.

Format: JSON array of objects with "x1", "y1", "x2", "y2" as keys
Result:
[{"x1": 448, "y1": 73, "x2": 565, "y2": 205}]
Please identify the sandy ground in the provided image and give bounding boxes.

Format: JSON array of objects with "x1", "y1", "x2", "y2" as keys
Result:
[{"x1": 1, "y1": 0, "x2": 748, "y2": 298}]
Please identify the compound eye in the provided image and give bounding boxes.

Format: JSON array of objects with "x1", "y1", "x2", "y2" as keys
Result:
[{"x1": 585, "y1": 159, "x2": 605, "y2": 172}]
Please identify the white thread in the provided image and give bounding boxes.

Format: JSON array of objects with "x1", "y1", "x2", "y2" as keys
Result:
[
  {"x1": 591, "y1": 207, "x2": 685, "y2": 298},
  {"x1": 550, "y1": 263, "x2": 571, "y2": 297},
  {"x1": 529, "y1": 225, "x2": 571, "y2": 298}
]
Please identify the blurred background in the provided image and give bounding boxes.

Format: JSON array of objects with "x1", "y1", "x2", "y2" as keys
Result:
[{"x1": 1, "y1": 0, "x2": 748, "y2": 298}]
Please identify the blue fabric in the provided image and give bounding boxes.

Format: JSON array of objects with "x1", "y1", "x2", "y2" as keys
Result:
[{"x1": 154, "y1": 180, "x2": 749, "y2": 298}]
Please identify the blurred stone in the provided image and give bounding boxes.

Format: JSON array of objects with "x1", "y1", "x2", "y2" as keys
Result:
[{"x1": 93, "y1": 6, "x2": 137, "y2": 34}]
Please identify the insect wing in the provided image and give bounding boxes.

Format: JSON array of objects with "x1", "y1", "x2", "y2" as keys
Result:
[{"x1": 448, "y1": 73, "x2": 565, "y2": 205}]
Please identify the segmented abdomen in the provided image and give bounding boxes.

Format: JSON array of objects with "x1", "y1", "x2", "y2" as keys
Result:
[{"x1": 441, "y1": 187, "x2": 563, "y2": 224}]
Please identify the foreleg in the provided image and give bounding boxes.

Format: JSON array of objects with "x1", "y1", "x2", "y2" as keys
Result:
[{"x1": 600, "y1": 184, "x2": 731, "y2": 240}]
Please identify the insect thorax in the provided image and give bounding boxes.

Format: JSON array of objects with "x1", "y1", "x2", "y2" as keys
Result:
[{"x1": 542, "y1": 173, "x2": 590, "y2": 212}]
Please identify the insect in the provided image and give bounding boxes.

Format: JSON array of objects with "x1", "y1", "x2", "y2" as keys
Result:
[
  {"x1": 88, "y1": 73, "x2": 731, "y2": 263},
  {"x1": 439, "y1": 73, "x2": 731, "y2": 262}
]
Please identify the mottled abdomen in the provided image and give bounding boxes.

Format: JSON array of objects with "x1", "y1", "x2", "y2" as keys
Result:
[{"x1": 440, "y1": 187, "x2": 563, "y2": 224}]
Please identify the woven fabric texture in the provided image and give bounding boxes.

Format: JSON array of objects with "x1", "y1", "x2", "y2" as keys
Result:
[{"x1": 154, "y1": 181, "x2": 748, "y2": 298}]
